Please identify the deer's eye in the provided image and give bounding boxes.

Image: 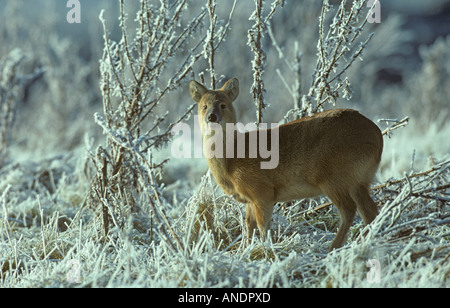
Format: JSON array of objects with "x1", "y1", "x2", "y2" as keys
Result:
[
  {"x1": 220, "y1": 104, "x2": 226, "y2": 109},
  {"x1": 203, "y1": 104, "x2": 207, "y2": 110}
]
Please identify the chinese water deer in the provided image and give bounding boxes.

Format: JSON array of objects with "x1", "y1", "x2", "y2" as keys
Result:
[{"x1": 189, "y1": 78, "x2": 383, "y2": 251}]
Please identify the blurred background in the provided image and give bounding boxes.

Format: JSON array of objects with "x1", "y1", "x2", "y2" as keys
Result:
[{"x1": 1, "y1": 0, "x2": 449, "y2": 185}]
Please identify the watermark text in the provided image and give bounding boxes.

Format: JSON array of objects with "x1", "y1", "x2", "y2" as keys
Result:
[
  {"x1": 171, "y1": 116, "x2": 280, "y2": 169},
  {"x1": 366, "y1": 259, "x2": 381, "y2": 284},
  {"x1": 66, "y1": 0, "x2": 81, "y2": 24},
  {"x1": 367, "y1": 0, "x2": 381, "y2": 24}
]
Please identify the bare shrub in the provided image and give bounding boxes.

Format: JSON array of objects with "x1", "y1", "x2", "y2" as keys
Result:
[
  {"x1": 86, "y1": 0, "x2": 207, "y2": 248},
  {"x1": 281, "y1": 0, "x2": 376, "y2": 120},
  {"x1": 86, "y1": 0, "x2": 242, "y2": 252}
]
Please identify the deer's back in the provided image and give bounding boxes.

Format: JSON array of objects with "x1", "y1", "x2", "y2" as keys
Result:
[{"x1": 225, "y1": 109, "x2": 383, "y2": 202}]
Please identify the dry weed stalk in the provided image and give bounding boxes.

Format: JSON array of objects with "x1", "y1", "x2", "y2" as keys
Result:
[
  {"x1": 204, "y1": 0, "x2": 237, "y2": 90},
  {"x1": 248, "y1": 0, "x2": 284, "y2": 124}
]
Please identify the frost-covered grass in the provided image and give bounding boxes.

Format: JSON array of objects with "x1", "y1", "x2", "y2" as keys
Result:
[
  {"x1": 1, "y1": 149, "x2": 449, "y2": 287},
  {"x1": 1, "y1": 0, "x2": 450, "y2": 288}
]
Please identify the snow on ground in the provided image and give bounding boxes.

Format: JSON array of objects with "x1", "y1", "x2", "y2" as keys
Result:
[{"x1": 1, "y1": 0, "x2": 449, "y2": 288}]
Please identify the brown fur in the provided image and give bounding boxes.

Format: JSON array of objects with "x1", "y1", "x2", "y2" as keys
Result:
[{"x1": 189, "y1": 78, "x2": 383, "y2": 251}]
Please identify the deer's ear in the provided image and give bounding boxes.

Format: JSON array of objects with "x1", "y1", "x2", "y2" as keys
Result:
[
  {"x1": 189, "y1": 81, "x2": 208, "y2": 103},
  {"x1": 221, "y1": 78, "x2": 239, "y2": 102}
]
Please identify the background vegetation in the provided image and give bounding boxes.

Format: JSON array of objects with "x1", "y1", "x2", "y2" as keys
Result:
[{"x1": 1, "y1": 0, "x2": 449, "y2": 287}]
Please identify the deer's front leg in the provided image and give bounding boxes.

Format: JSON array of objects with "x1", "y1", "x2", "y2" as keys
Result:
[
  {"x1": 246, "y1": 202, "x2": 275, "y2": 242},
  {"x1": 254, "y1": 201, "x2": 274, "y2": 242},
  {"x1": 245, "y1": 203, "x2": 258, "y2": 240}
]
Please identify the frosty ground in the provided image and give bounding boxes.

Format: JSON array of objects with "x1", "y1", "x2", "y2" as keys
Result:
[{"x1": 1, "y1": 0, "x2": 450, "y2": 287}]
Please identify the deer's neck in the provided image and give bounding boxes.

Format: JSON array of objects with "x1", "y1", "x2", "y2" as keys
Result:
[{"x1": 202, "y1": 127, "x2": 236, "y2": 193}]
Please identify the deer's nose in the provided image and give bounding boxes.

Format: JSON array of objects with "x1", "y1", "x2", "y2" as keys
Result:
[{"x1": 208, "y1": 113, "x2": 218, "y2": 123}]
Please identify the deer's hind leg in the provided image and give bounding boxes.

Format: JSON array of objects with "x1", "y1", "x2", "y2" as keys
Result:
[
  {"x1": 351, "y1": 184, "x2": 378, "y2": 226},
  {"x1": 323, "y1": 188, "x2": 357, "y2": 251}
]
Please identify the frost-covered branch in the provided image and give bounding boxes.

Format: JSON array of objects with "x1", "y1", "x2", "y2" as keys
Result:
[
  {"x1": 203, "y1": 0, "x2": 237, "y2": 89},
  {"x1": 280, "y1": 0, "x2": 375, "y2": 119},
  {"x1": 269, "y1": 25, "x2": 303, "y2": 117},
  {"x1": 360, "y1": 158, "x2": 450, "y2": 245},
  {"x1": 379, "y1": 117, "x2": 410, "y2": 138},
  {"x1": 310, "y1": 0, "x2": 374, "y2": 113}
]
